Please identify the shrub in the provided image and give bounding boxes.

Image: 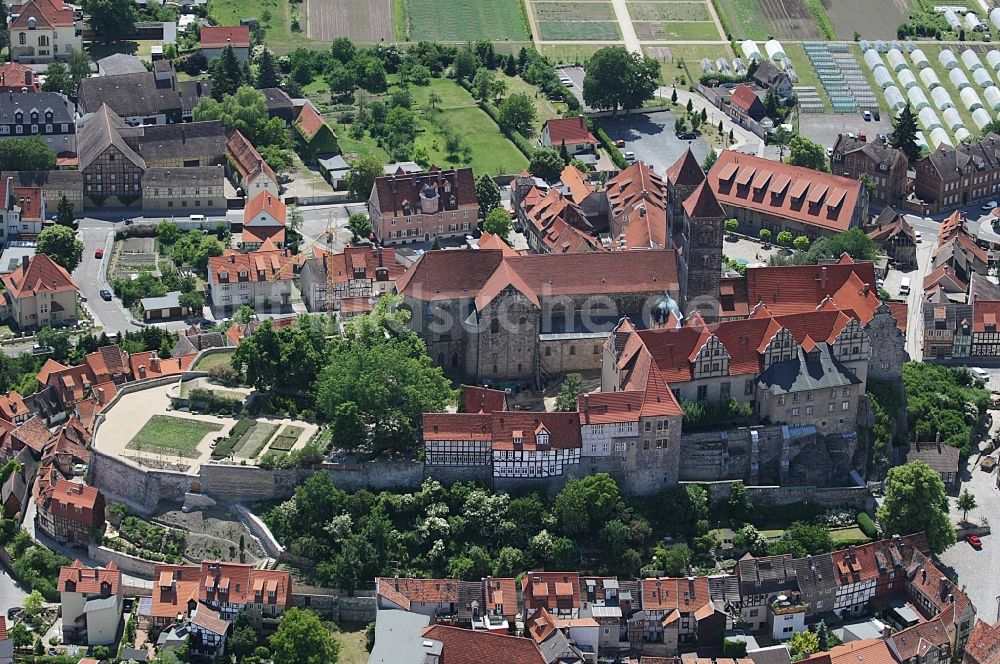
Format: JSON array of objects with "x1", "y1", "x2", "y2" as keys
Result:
[
  {"x1": 857, "y1": 512, "x2": 879, "y2": 538},
  {"x1": 189, "y1": 388, "x2": 242, "y2": 415},
  {"x1": 595, "y1": 127, "x2": 629, "y2": 169}
]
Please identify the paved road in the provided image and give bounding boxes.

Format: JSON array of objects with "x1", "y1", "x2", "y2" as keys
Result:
[
  {"x1": 609, "y1": 0, "x2": 642, "y2": 54},
  {"x1": 0, "y1": 565, "x2": 27, "y2": 616},
  {"x1": 901, "y1": 214, "x2": 941, "y2": 360},
  {"x1": 662, "y1": 87, "x2": 765, "y2": 157},
  {"x1": 76, "y1": 218, "x2": 139, "y2": 337}
]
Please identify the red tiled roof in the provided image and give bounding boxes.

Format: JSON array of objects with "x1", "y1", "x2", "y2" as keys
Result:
[
  {"x1": 423, "y1": 411, "x2": 581, "y2": 451},
  {"x1": 294, "y1": 102, "x2": 328, "y2": 141},
  {"x1": 666, "y1": 147, "x2": 706, "y2": 187},
  {"x1": 244, "y1": 190, "x2": 286, "y2": 225},
  {"x1": 544, "y1": 116, "x2": 597, "y2": 146},
  {"x1": 1, "y1": 253, "x2": 77, "y2": 299},
  {"x1": 151, "y1": 564, "x2": 201, "y2": 620},
  {"x1": 224, "y1": 317, "x2": 295, "y2": 346},
  {"x1": 242, "y1": 225, "x2": 285, "y2": 246},
  {"x1": 974, "y1": 300, "x2": 1000, "y2": 333},
  {"x1": 523, "y1": 187, "x2": 603, "y2": 254},
  {"x1": 522, "y1": 571, "x2": 581, "y2": 611},
  {"x1": 325, "y1": 245, "x2": 405, "y2": 286},
  {"x1": 0, "y1": 391, "x2": 26, "y2": 422},
  {"x1": 0, "y1": 616, "x2": 7, "y2": 641},
  {"x1": 578, "y1": 378, "x2": 682, "y2": 424},
  {"x1": 376, "y1": 577, "x2": 463, "y2": 610},
  {"x1": 191, "y1": 603, "x2": 229, "y2": 635},
  {"x1": 0, "y1": 62, "x2": 37, "y2": 92},
  {"x1": 682, "y1": 180, "x2": 725, "y2": 219},
  {"x1": 10, "y1": 0, "x2": 74, "y2": 29},
  {"x1": 890, "y1": 617, "x2": 950, "y2": 661},
  {"x1": 129, "y1": 352, "x2": 196, "y2": 380},
  {"x1": 422, "y1": 624, "x2": 547, "y2": 664},
  {"x1": 227, "y1": 130, "x2": 276, "y2": 184},
  {"x1": 200, "y1": 25, "x2": 251, "y2": 49},
  {"x1": 709, "y1": 151, "x2": 863, "y2": 233},
  {"x1": 372, "y1": 166, "x2": 477, "y2": 217},
  {"x1": 59, "y1": 559, "x2": 120, "y2": 595},
  {"x1": 199, "y1": 561, "x2": 291, "y2": 607},
  {"x1": 640, "y1": 576, "x2": 713, "y2": 615},
  {"x1": 209, "y1": 246, "x2": 295, "y2": 285},
  {"x1": 460, "y1": 385, "x2": 508, "y2": 414},
  {"x1": 923, "y1": 264, "x2": 967, "y2": 292},
  {"x1": 965, "y1": 620, "x2": 1000, "y2": 664},
  {"x1": 831, "y1": 543, "x2": 880, "y2": 585},
  {"x1": 485, "y1": 577, "x2": 518, "y2": 619},
  {"x1": 43, "y1": 478, "x2": 103, "y2": 527},
  {"x1": 13, "y1": 416, "x2": 51, "y2": 453},
  {"x1": 730, "y1": 84, "x2": 763, "y2": 112},
  {"x1": 745, "y1": 258, "x2": 877, "y2": 316},
  {"x1": 12, "y1": 186, "x2": 41, "y2": 221},
  {"x1": 397, "y1": 248, "x2": 679, "y2": 303},
  {"x1": 560, "y1": 165, "x2": 594, "y2": 204},
  {"x1": 606, "y1": 162, "x2": 668, "y2": 248},
  {"x1": 800, "y1": 640, "x2": 895, "y2": 664}
]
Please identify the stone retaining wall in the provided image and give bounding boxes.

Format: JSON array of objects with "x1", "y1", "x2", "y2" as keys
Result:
[{"x1": 88, "y1": 543, "x2": 157, "y2": 579}]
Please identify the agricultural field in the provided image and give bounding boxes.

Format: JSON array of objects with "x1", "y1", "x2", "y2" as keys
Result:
[
  {"x1": 538, "y1": 20, "x2": 622, "y2": 40},
  {"x1": 825, "y1": 0, "x2": 911, "y2": 41},
  {"x1": 402, "y1": 0, "x2": 529, "y2": 41},
  {"x1": 306, "y1": 0, "x2": 394, "y2": 41},
  {"x1": 714, "y1": 0, "x2": 823, "y2": 40},
  {"x1": 633, "y1": 21, "x2": 721, "y2": 40},
  {"x1": 540, "y1": 43, "x2": 606, "y2": 64},
  {"x1": 127, "y1": 415, "x2": 223, "y2": 459},
  {"x1": 782, "y1": 42, "x2": 833, "y2": 111},
  {"x1": 534, "y1": 1, "x2": 616, "y2": 20},
  {"x1": 208, "y1": 0, "x2": 301, "y2": 51},
  {"x1": 628, "y1": 1, "x2": 711, "y2": 21}
]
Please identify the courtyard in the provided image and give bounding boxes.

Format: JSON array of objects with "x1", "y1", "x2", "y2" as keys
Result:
[
  {"x1": 596, "y1": 110, "x2": 712, "y2": 175},
  {"x1": 94, "y1": 381, "x2": 319, "y2": 474}
]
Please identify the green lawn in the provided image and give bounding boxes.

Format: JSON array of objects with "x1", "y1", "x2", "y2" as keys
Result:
[
  {"x1": 497, "y1": 73, "x2": 565, "y2": 136},
  {"x1": 894, "y1": 44, "x2": 979, "y2": 140},
  {"x1": 628, "y1": 1, "x2": 711, "y2": 21},
  {"x1": 540, "y1": 44, "x2": 605, "y2": 65},
  {"x1": 127, "y1": 415, "x2": 223, "y2": 458},
  {"x1": 269, "y1": 425, "x2": 306, "y2": 452},
  {"x1": 332, "y1": 628, "x2": 368, "y2": 664},
  {"x1": 409, "y1": 78, "x2": 529, "y2": 176},
  {"x1": 406, "y1": 0, "x2": 528, "y2": 41},
  {"x1": 830, "y1": 526, "x2": 869, "y2": 543},
  {"x1": 713, "y1": 0, "x2": 771, "y2": 41},
  {"x1": 207, "y1": 0, "x2": 305, "y2": 51},
  {"x1": 191, "y1": 349, "x2": 236, "y2": 372},
  {"x1": 635, "y1": 21, "x2": 722, "y2": 40},
  {"x1": 235, "y1": 422, "x2": 280, "y2": 458}
]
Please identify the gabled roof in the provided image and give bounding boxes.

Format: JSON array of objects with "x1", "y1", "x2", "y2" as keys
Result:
[
  {"x1": 0, "y1": 62, "x2": 37, "y2": 92},
  {"x1": 376, "y1": 577, "x2": 464, "y2": 610},
  {"x1": 964, "y1": 620, "x2": 1000, "y2": 664},
  {"x1": 1, "y1": 252, "x2": 77, "y2": 299},
  {"x1": 227, "y1": 130, "x2": 276, "y2": 184},
  {"x1": 244, "y1": 190, "x2": 286, "y2": 225},
  {"x1": 459, "y1": 385, "x2": 508, "y2": 414},
  {"x1": 606, "y1": 162, "x2": 668, "y2": 248},
  {"x1": 371, "y1": 166, "x2": 477, "y2": 217},
  {"x1": 799, "y1": 639, "x2": 895, "y2": 664},
  {"x1": 730, "y1": 83, "x2": 764, "y2": 113},
  {"x1": 640, "y1": 576, "x2": 714, "y2": 615},
  {"x1": 745, "y1": 258, "x2": 877, "y2": 317},
  {"x1": 77, "y1": 104, "x2": 145, "y2": 171},
  {"x1": 200, "y1": 25, "x2": 251, "y2": 49},
  {"x1": 421, "y1": 624, "x2": 547, "y2": 664},
  {"x1": 0, "y1": 390, "x2": 27, "y2": 422},
  {"x1": 666, "y1": 147, "x2": 706, "y2": 187},
  {"x1": 543, "y1": 116, "x2": 597, "y2": 145},
  {"x1": 559, "y1": 165, "x2": 594, "y2": 204},
  {"x1": 59, "y1": 560, "x2": 121, "y2": 595},
  {"x1": 294, "y1": 102, "x2": 332, "y2": 141},
  {"x1": 477, "y1": 231, "x2": 518, "y2": 256},
  {"x1": 522, "y1": 571, "x2": 581, "y2": 611},
  {"x1": 709, "y1": 151, "x2": 863, "y2": 233},
  {"x1": 578, "y1": 379, "x2": 682, "y2": 424},
  {"x1": 10, "y1": 0, "x2": 74, "y2": 29}
]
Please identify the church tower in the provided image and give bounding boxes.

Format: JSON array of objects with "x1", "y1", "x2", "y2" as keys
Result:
[{"x1": 680, "y1": 181, "x2": 725, "y2": 321}]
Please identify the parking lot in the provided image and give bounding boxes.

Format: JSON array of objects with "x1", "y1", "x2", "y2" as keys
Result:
[
  {"x1": 596, "y1": 111, "x2": 712, "y2": 174},
  {"x1": 556, "y1": 66, "x2": 586, "y2": 109},
  {"x1": 798, "y1": 112, "x2": 895, "y2": 155}
]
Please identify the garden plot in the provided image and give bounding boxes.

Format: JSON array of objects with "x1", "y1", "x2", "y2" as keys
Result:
[
  {"x1": 633, "y1": 21, "x2": 720, "y2": 40},
  {"x1": 306, "y1": 0, "x2": 394, "y2": 41},
  {"x1": 233, "y1": 422, "x2": 280, "y2": 458},
  {"x1": 537, "y1": 20, "x2": 622, "y2": 40},
  {"x1": 266, "y1": 425, "x2": 306, "y2": 453},
  {"x1": 112, "y1": 237, "x2": 159, "y2": 280},
  {"x1": 534, "y1": 1, "x2": 616, "y2": 20},
  {"x1": 626, "y1": 1, "x2": 711, "y2": 21},
  {"x1": 406, "y1": 0, "x2": 529, "y2": 40},
  {"x1": 126, "y1": 415, "x2": 223, "y2": 459}
]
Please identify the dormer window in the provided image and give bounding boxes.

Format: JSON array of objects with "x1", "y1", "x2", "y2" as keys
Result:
[
  {"x1": 30, "y1": 111, "x2": 37, "y2": 124},
  {"x1": 14, "y1": 111, "x2": 22, "y2": 124},
  {"x1": 537, "y1": 428, "x2": 550, "y2": 447},
  {"x1": 27, "y1": 17, "x2": 36, "y2": 29},
  {"x1": 219, "y1": 270, "x2": 228, "y2": 281}
]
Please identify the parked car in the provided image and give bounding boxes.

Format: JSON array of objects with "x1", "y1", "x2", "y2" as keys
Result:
[
  {"x1": 863, "y1": 110, "x2": 872, "y2": 121},
  {"x1": 914, "y1": 230, "x2": 922, "y2": 243},
  {"x1": 614, "y1": 139, "x2": 626, "y2": 148},
  {"x1": 31, "y1": 344, "x2": 50, "y2": 356},
  {"x1": 7, "y1": 607, "x2": 21, "y2": 621},
  {"x1": 983, "y1": 201, "x2": 998, "y2": 212},
  {"x1": 559, "y1": 76, "x2": 573, "y2": 86},
  {"x1": 966, "y1": 534, "x2": 983, "y2": 549},
  {"x1": 980, "y1": 456, "x2": 996, "y2": 472},
  {"x1": 100, "y1": 289, "x2": 113, "y2": 301},
  {"x1": 971, "y1": 367, "x2": 991, "y2": 382},
  {"x1": 624, "y1": 151, "x2": 637, "y2": 162},
  {"x1": 94, "y1": 248, "x2": 104, "y2": 259},
  {"x1": 676, "y1": 131, "x2": 698, "y2": 140}
]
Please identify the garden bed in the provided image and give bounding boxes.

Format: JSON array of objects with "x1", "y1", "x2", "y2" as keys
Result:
[
  {"x1": 234, "y1": 422, "x2": 280, "y2": 458},
  {"x1": 268, "y1": 425, "x2": 304, "y2": 452},
  {"x1": 212, "y1": 419, "x2": 255, "y2": 458},
  {"x1": 126, "y1": 415, "x2": 223, "y2": 458}
]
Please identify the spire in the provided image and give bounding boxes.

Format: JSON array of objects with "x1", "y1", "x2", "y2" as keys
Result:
[
  {"x1": 666, "y1": 146, "x2": 706, "y2": 186},
  {"x1": 682, "y1": 181, "x2": 725, "y2": 219}
]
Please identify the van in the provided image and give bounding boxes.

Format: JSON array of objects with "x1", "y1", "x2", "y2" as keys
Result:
[
  {"x1": 971, "y1": 367, "x2": 990, "y2": 382},
  {"x1": 189, "y1": 214, "x2": 206, "y2": 222},
  {"x1": 899, "y1": 277, "x2": 911, "y2": 296}
]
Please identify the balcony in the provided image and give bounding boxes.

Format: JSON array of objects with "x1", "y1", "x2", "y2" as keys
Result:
[{"x1": 769, "y1": 594, "x2": 806, "y2": 616}]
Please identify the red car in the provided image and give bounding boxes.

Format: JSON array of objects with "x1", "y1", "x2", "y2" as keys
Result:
[
  {"x1": 94, "y1": 248, "x2": 104, "y2": 259},
  {"x1": 615, "y1": 139, "x2": 626, "y2": 148},
  {"x1": 966, "y1": 534, "x2": 983, "y2": 549}
]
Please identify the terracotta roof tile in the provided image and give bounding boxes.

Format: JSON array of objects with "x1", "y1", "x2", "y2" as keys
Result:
[
  {"x1": 800, "y1": 640, "x2": 895, "y2": 664},
  {"x1": 200, "y1": 25, "x2": 250, "y2": 49},
  {"x1": 965, "y1": 620, "x2": 1000, "y2": 664},
  {"x1": 244, "y1": 190, "x2": 286, "y2": 225},
  {"x1": 544, "y1": 116, "x2": 597, "y2": 146},
  {"x1": 59, "y1": 560, "x2": 120, "y2": 595},
  {"x1": 460, "y1": 385, "x2": 508, "y2": 414},
  {"x1": 560, "y1": 165, "x2": 594, "y2": 204},
  {"x1": 422, "y1": 624, "x2": 547, "y2": 664},
  {"x1": 522, "y1": 571, "x2": 581, "y2": 612},
  {"x1": 372, "y1": 166, "x2": 477, "y2": 218},
  {"x1": 730, "y1": 83, "x2": 763, "y2": 112},
  {"x1": 1, "y1": 253, "x2": 77, "y2": 299},
  {"x1": 293, "y1": 102, "x2": 329, "y2": 141},
  {"x1": 666, "y1": 147, "x2": 706, "y2": 186},
  {"x1": 227, "y1": 129, "x2": 276, "y2": 184},
  {"x1": 0, "y1": 62, "x2": 37, "y2": 92}
]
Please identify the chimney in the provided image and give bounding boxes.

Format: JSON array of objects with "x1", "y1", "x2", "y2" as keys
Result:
[
  {"x1": 863, "y1": 283, "x2": 870, "y2": 295},
  {"x1": 21, "y1": 254, "x2": 29, "y2": 272},
  {"x1": 922, "y1": 569, "x2": 927, "y2": 583},
  {"x1": 151, "y1": 353, "x2": 160, "y2": 372},
  {"x1": 882, "y1": 626, "x2": 892, "y2": 639},
  {"x1": 97, "y1": 387, "x2": 105, "y2": 405},
  {"x1": 583, "y1": 393, "x2": 590, "y2": 413},
  {"x1": 821, "y1": 266, "x2": 828, "y2": 290}
]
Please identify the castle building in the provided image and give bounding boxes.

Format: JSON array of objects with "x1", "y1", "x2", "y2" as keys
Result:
[{"x1": 368, "y1": 166, "x2": 478, "y2": 246}]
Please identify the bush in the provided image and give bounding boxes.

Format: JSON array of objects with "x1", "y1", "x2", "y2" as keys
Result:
[
  {"x1": 857, "y1": 512, "x2": 879, "y2": 538},
  {"x1": 213, "y1": 418, "x2": 255, "y2": 458},
  {"x1": 189, "y1": 388, "x2": 242, "y2": 415},
  {"x1": 595, "y1": 127, "x2": 629, "y2": 169},
  {"x1": 682, "y1": 399, "x2": 753, "y2": 428}
]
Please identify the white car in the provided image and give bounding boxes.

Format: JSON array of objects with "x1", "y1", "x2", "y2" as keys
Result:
[
  {"x1": 624, "y1": 151, "x2": 637, "y2": 162},
  {"x1": 971, "y1": 367, "x2": 990, "y2": 382},
  {"x1": 983, "y1": 201, "x2": 998, "y2": 212},
  {"x1": 559, "y1": 76, "x2": 573, "y2": 86},
  {"x1": 914, "y1": 230, "x2": 922, "y2": 242}
]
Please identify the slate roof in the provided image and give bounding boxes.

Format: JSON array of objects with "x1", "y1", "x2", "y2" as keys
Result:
[
  {"x1": 140, "y1": 121, "x2": 226, "y2": 162},
  {"x1": 833, "y1": 135, "x2": 906, "y2": 170},
  {"x1": 922, "y1": 132, "x2": 1000, "y2": 180},
  {"x1": 756, "y1": 344, "x2": 861, "y2": 395},
  {"x1": 905, "y1": 441, "x2": 960, "y2": 474},
  {"x1": 0, "y1": 91, "x2": 72, "y2": 126},
  {"x1": 78, "y1": 71, "x2": 210, "y2": 118},
  {"x1": 736, "y1": 554, "x2": 799, "y2": 596}
]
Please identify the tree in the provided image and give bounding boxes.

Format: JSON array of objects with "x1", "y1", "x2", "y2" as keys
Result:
[
  {"x1": 724, "y1": 219, "x2": 739, "y2": 237},
  {"x1": 0, "y1": 137, "x2": 56, "y2": 171},
  {"x1": 759, "y1": 228, "x2": 772, "y2": 244},
  {"x1": 472, "y1": 67, "x2": 495, "y2": 101},
  {"x1": 37, "y1": 225, "x2": 83, "y2": 273},
  {"x1": 957, "y1": 488, "x2": 977, "y2": 522},
  {"x1": 529, "y1": 147, "x2": 564, "y2": 182},
  {"x1": 36, "y1": 326, "x2": 70, "y2": 360},
  {"x1": 67, "y1": 47, "x2": 92, "y2": 92},
  {"x1": 233, "y1": 319, "x2": 282, "y2": 390},
  {"x1": 83, "y1": 0, "x2": 136, "y2": 37},
  {"x1": 764, "y1": 88, "x2": 780, "y2": 118},
  {"x1": 788, "y1": 135, "x2": 828, "y2": 171},
  {"x1": 475, "y1": 173, "x2": 502, "y2": 215},
  {"x1": 193, "y1": 87, "x2": 285, "y2": 150},
  {"x1": 10, "y1": 623, "x2": 31, "y2": 650},
  {"x1": 702, "y1": 150, "x2": 718, "y2": 172},
  {"x1": 877, "y1": 461, "x2": 956, "y2": 554},
  {"x1": 789, "y1": 630, "x2": 820, "y2": 661},
  {"x1": 269, "y1": 608, "x2": 339, "y2": 664},
  {"x1": 671, "y1": 88, "x2": 678, "y2": 104},
  {"x1": 786, "y1": 522, "x2": 834, "y2": 555},
  {"x1": 41, "y1": 61, "x2": 71, "y2": 96},
  {"x1": 256, "y1": 48, "x2": 281, "y2": 88},
  {"x1": 347, "y1": 153, "x2": 384, "y2": 202},
  {"x1": 794, "y1": 235, "x2": 810, "y2": 251},
  {"x1": 859, "y1": 172, "x2": 876, "y2": 198},
  {"x1": 498, "y1": 93, "x2": 537, "y2": 134},
  {"x1": 890, "y1": 103, "x2": 921, "y2": 164},
  {"x1": 686, "y1": 98, "x2": 694, "y2": 114},
  {"x1": 661, "y1": 543, "x2": 692, "y2": 576},
  {"x1": 179, "y1": 291, "x2": 205, "y2": 312},
  {"x1": 555, "y1": 373, "x2": 583, "y2": 411},
  {"x1": 454, "y1": 48, "x2": 477, "y2": 80},
  {"x1": 347, "y1": 212, "x2": 373, "y2": 242},
  {"x1": 22, "y1": 590, "x2": 44, "y2": 622},
  {"x1": 776, "y1": 230, "x2": 793, "y2": 248},
  {"x1": 727, "y1": 482, "x2": 754, "y2": 524},
  {"x1": 489, "y1": 78, "x2": 507, "y2": 104},
  {"x1": 234, "y1": 305, "x2": 255, "y2": 325},
  {"x1": 732, "y1": 524, "x2": 767, "y2": 556},
  {"x1": 331, "y1": 401, "x2": 365, "y2": 452},
  {"x1": 230, "y1": 625, "x2": 259, "y2": 662},
  {"x1": 583, "y1": 46, "x2": 660, "y2": 115},
  {"x1": 427, "y1": 91, "x2": 442, "y2": 110},
  {"x1": 210, "y1": 45, "x2": 250, "y2": 99},
  {"x1": 770, "y1": 126, "x2": 793, "y2": 159},
  {"x1": 553, "y1": 473, "x2": 623, "y2": 538},
  {"x1": 483, "y1": 208, "x2": 513, "y2": 241},
  {"x1": 55, "y1": 194, "x2": 76, "y2": 230}
]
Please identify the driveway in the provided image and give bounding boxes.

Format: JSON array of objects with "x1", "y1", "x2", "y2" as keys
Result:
[
  {"x1": 0, "y1": 565, "x2": 27, "y2": 616},
  {"x1": 596, "y1": 110, "x2": 712, "y2": 175},
  {"x1": 939, "y1": 454, "x2": 1000, "y2": 623}
]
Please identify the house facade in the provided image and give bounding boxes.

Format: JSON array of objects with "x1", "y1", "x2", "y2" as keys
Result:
[
  {"x1": 0, "y1": 90, "x2": 75, "y2": 155},
  {"x1": 1, "y1": 253, "x2": 78, "y2": 330},
  {"x1": 206, "y1": 244, "x2": 295, "y2": 316},
  {"x1": 831, "y1": 134, "x2": 908, "y2": 206},
  {"x1": 369, "y1": 166, "x2": 478, "y2": 245},
  {"x1": 8, "y1": 0, "x2": 80, "y2": 64},
  {"x1": 915, "y1": 133, "x2": 1000, "y2": 213},
  {"x1": 59, "y1": 560, "x2": 123, "y2": 645},
  {"x1": 36, "y1": 476, "x2": 105, "y2": 545}
]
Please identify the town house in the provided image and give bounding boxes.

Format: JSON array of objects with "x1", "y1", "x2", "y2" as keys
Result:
[
  {"x1": 368, "y1": 166, "x2": 478, "y2": 245},
  {"x1": 832, "y1": 134, "x2": 908, "y2": 206},
  {"x1": 59, "y1": 560, "x2": 122, "y2": 645}
]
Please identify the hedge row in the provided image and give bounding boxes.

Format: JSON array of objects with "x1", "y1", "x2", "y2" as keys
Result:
[
  {"x1": 595, "y1": 127, "x2": 629, "y2": 170},
  {"x1": 212, "y1": 418, "x2": 255, "y2": 458},
  {"x1": 857, "y1": 512, "x2": 879, "y2": 538}
]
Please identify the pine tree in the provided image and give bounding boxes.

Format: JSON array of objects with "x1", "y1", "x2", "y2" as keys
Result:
[
  {"x1": 686, "y1": 98, "x2": 694, "y2": 113},
  {"x1": 256, "y1": 48, "x2": 281, "y2": 88},
  {"x1": 55, "y1": 194, "x2": 75, "y2": 230},
  {"x1": 671, "y1": 88, "x2": 678, "y2": 104},
  {"x1": 504, "y1": 55, "x2": 517, "y2": 76},
  {"x1": 890, "y1": 103, "x2": 920, "y2": 164},
  {"x1": 559, "y1": 140, "x2": 570, "y2": 165}
]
